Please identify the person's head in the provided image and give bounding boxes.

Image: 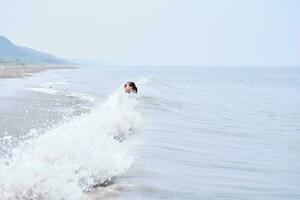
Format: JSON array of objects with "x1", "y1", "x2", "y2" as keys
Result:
[{"x1": 124, "y1": 81, "x2": 138, "y2": 93}]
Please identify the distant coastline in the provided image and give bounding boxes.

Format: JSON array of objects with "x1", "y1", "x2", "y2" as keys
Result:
[
  {"x1": 0, "y1": 63, "x2": 78, "y2": 79},
  {"x1": 0, "y1": 36, "x2": 69, "y2": 65},
  {"x1": 0, "y1": 35, "x2": 78, "y2": 79}
]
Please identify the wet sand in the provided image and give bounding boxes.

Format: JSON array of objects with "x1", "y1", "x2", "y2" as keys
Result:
[
  {"x1": 0, "y1": 88, "x2": 91, "y2": 157},
  {"x1": 0, "y1": 65, "x2": 91, "y2": 158},
  {"x1": 0, "y1": 64, "x2": 77, "y2": 79}
]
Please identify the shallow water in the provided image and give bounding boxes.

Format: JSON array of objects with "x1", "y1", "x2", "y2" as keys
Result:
[{"x1": 0, "y1": 66, "x2": 299, "y2": 199}]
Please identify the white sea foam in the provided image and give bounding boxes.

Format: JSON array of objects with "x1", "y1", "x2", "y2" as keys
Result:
[
  {"x1": 0, "y1": 88, "x2": 142, "y2": 199},
  {"x1": 41, "y1": 81, "x2": 69, "y2": 87},
  {"x1": 28, "y1": 87, "x2": 59, "y2": 95},
  {"x1": 66, "y1": 92, "x2": 98, "y2": 102},
  {"x1": 28, "y1": 81, "x2": 69, "y2": 95},
  {"x1": 28, "y1": 80, "x2": 97, "y2": 102}
]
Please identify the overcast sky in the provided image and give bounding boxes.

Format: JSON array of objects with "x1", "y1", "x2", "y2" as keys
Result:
[{"x1": 0, "y1": 0, "x2": 299, "y2": 66}]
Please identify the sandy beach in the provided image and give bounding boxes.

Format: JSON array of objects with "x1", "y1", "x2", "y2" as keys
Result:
[{"x1": 0, "y1": 64, "x2": 77, "y2": 79}]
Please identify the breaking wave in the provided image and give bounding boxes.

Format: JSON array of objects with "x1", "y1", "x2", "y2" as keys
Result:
[{"x1": 0, "y1": 87, "x2": 142, "y2": 199}]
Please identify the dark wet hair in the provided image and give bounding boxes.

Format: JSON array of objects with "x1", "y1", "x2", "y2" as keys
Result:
[{"x1": 124, "y1": 81, "x2": 138, "y2": 93}]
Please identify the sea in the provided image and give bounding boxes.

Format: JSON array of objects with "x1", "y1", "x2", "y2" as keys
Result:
[{"x1": 0, "y1": 66, "x2": 299, "y2": 200}]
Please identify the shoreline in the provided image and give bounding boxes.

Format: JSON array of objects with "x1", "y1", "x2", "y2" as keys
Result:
[
  {"x1": 0, "y1": 64, "x2": 78, "y2": 79},
  {"x1": 0, "y1": 66, "x2": 91, "y2": 157}
]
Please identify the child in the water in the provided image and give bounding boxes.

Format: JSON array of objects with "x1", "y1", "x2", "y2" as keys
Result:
[{"x1": 124, "y1": 81, "x2": 138, "y2": 93}]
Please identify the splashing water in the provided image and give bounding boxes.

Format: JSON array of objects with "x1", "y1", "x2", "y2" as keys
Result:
[{"x1": 0, "y1": 88, "x2": 142, "y2": 199}]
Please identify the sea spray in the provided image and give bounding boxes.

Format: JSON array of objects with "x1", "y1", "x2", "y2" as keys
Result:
[{"x1": 0, "y1": 88, "x2": 142, "y2": 199}]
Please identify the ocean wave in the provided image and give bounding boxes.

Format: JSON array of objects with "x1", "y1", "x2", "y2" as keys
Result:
[{"x1": 0, "y1": 88, "x2": 142, "y2": 199}]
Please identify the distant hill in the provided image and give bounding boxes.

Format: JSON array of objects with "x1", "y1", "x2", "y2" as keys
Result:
[{"x1": 0, "y1": 36, "x2": 66, "y2": 64}]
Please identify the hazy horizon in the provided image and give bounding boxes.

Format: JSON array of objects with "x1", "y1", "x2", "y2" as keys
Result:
[{"x1": 0, "y1": 0, "x2": 299, "y2": 66}]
